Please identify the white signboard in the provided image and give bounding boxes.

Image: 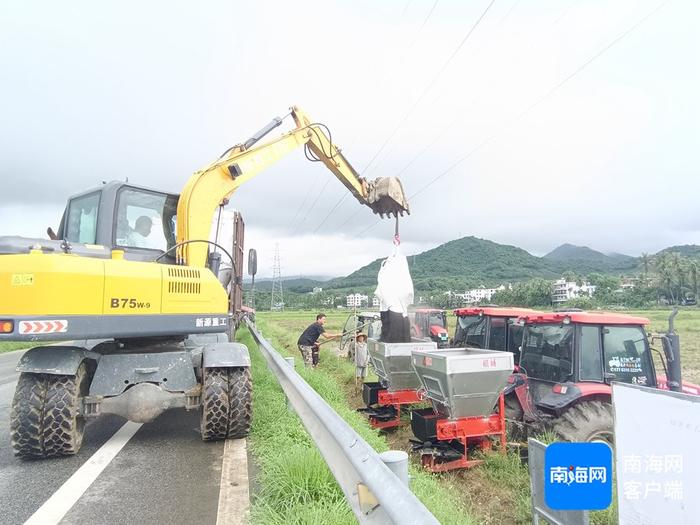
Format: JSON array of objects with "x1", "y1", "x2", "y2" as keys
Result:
[{"x1": 613, "y1": 383, "x2": 700, "y2": 525}]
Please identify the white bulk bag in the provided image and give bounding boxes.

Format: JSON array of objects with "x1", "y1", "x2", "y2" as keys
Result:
[{"x1": 374, "y1": 244, "x2": 414, "y2": 315}]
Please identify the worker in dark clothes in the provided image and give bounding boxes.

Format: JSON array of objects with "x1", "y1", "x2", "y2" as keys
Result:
[{"x1": 297, "y1": 313, "x2": 341, "y2": 368}]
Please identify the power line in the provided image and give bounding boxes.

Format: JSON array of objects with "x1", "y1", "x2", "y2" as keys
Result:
[
  {"x1": 360, "y1": 0, "x2": 497, "y2": 177},
  {"x1": 497, "y1": 0, "x2": 521, "y2": 25},
  {"x1": 410, "y1": 0, "x2": 672, "y2": 199},
  {"x1": 353, "y1": 0, "x2": 671, "y2": 237},
  {"x1": 308, "y1": 1, "x2": 443, "y2": 236},
  {"x1": 312, "y1": 192, "x2": 349, "y2": 235},
  {"x1": 291, "y1": 177, "x2": 333, "y2": 236},
  {"x1": 413, "y1": 0, "x2": 440, "y2": 43},
  {"x1": 330, "y1": 0, "x2": 496, "y2": 232},
  {"x1": 287, "y1": 171, "x2": 322, "y2": 233},
  {"x1": 552, "y1": 0, "x2": 580, "y2": 25}
]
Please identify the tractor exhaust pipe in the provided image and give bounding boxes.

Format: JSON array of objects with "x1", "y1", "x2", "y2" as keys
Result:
[{"x1": 664, "y1": 308, "x2": 682, "y2": 392}]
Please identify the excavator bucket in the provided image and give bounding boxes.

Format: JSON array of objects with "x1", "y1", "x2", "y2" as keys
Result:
[{"x1": 365, "y1": 177, "x2": 410, "y2": 217}]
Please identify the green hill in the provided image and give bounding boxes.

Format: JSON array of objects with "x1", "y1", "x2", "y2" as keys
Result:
[
  {"x1": 244, "y1": 277, "x2": 327, "y2": 293},
  {"x1": 246, "y1": 239, "x2": 697, "y2": 295},
  {"x1": 544, "y1": 243, "x2": 638, "y2": 274},
  {"x1": 655, "y1": 245, "x2": 700, "y2": 258},
  {"x1": 326, "y1": 236, "x2": 561, "y2": 291}
]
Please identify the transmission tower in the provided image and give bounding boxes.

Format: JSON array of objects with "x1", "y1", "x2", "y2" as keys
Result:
[{"x1": 270, "y1": 244, "x2": 284, "y2": 310}]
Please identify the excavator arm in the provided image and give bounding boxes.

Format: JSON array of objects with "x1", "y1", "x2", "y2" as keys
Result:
[{"x1": 176, "y1": 106, "x2": 409, "y2": 268}]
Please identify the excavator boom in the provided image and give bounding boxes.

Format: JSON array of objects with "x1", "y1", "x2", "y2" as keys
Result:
[{"x1": 176, "y1": 106, "x2": 409, "y2": 267}]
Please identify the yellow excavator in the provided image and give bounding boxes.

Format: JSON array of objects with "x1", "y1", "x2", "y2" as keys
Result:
[{"x1": 0, "y1": 106, "x2": 409, "y2": 459}]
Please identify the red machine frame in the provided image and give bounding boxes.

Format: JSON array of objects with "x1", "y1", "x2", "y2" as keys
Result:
[
  {"x1": 369, "y1": 388, "x2": 424, "y2": 430},
  {"x1": 420, "y1": 393, "x2": 507, "y2": 472}
]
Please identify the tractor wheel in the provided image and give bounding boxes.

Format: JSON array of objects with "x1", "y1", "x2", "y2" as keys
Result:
[
  {"x1": 552, "y1": 401, "x2": 614, "y2": 445},
  {"x1": 200, "y1": 367, "x2": 252, "y2": 441},
  {"x1": 504, "y1": 393, "x2": 526, "y2": 441},
  {"x1": 10, "y1": 363, "x2": 90, "y2": 459}
]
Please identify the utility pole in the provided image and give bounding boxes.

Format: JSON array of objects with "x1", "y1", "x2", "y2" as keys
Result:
[{"x1": 270, "y1": 243, "x2": 284, "y2": 311}]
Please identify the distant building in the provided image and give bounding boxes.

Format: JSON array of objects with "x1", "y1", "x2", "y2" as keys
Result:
[
  {"x1": 467, "y1": 285, "x2": 506, "y2": 303},
  {"x1": 312, "y1": 287, "x2": 323, "y2": 293},
  {"x1": 619, "y1": 277, "x2": 637, "y2": 290},
  {"x1": 445, "y1": 284, "x2": 509, "y2": 306},
  {"x1": 551, "y1": 279, "x2": 596, "y2": 304},
  {"x1": 372, "y1": 296, "x2": 380, "y2": 308},
  {"x1": 346, "y1": 293, "x2": 368, "y2": 308}
]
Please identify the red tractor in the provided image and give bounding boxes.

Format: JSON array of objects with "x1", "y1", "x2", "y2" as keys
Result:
[
  {"x1": 506, "y1": 310, "x2": 700, "y2": 443},
  {"x1": 451, "y1": 307, "x2": 541, "y2": 359},
  {"x1": 411, "y1": 308, "x2": 449, "y2": 347}
]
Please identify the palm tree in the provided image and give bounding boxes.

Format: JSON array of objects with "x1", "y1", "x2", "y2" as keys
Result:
[
  {"x1": 689, "y1": 261, "x2": 698, "y2": 299},
  {"x1": 670, "y1": 252, "x2": 688, "y2": 301},
  {"x1": 640, "y1": 252, "x2": 651, "y2": 286},
  {"x1": 654, "y1": 253, "x2": 675, "y2": 304}
]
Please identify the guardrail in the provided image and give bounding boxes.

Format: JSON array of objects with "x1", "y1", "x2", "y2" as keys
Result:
[{"x1": 244, "y1": 318, "x2": 439, "y2": 525}]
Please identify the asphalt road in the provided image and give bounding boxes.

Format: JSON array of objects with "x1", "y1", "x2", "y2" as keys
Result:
[{"x1": 0, "y1": 349, "x2": 248, "y2": 525}]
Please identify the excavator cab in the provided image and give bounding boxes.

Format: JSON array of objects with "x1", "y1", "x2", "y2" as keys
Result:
[
  {"x1": 56, "y1": 182, "x2": 179, "y2": 260},
  {"x1": 0, "y1": 181, "x2": 180, "y2": 263}
]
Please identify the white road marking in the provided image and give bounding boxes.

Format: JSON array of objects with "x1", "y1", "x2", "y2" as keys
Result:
[
  {"x1": 216, "y1": 438, "x2": 250, "y2": 525},
  {"x1": 24, "y1": 421, "x2": 143, "y2": 525}
]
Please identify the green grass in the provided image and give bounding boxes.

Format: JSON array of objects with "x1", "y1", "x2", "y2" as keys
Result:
[
  {"x1": 247, "y1": 312, "x2": 476, "y2": 524},
  {"x1": 627, "y1": 308, "x2": 700, "y2": 384},
  {"x1": 0, "y1": 341, "x2": 32, "y2": 354},
  {"x1": 253, "y1": 308, "x2": 700, "y2": 524},
  {"x1": 237, "y1": 328, "x2": 356, "y2": 524}
]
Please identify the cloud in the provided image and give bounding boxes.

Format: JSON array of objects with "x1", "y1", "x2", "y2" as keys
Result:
[{"x1": 1, "y1": 0, "x2": 698, "y2": 277}]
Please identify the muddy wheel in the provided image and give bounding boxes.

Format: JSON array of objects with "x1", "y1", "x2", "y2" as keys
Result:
[
  {"x1": 504, "y1": 393, "x2": 526, "y2": 441},
  {"x1": 10, "y1": 363, "x2": 90, "y2": 459},
  {"x1": 552, "y1": 401, "x2": 614, "y2": 445},
  {"x1": 200, "y1": 367, "x2": 252, "y2": 441}
]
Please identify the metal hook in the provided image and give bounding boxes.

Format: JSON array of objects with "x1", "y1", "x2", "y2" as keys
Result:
[{"x1": 393, "y1": 215, "x2": 400, "y2": 245}]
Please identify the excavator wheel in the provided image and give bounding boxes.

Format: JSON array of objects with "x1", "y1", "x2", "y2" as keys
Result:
[
  {"x1": 200, "y1": 367, "x2": 252, "y2": 441},
  {"x1": 552, "y1": 400, "x2": 614, "y2": 445},
  {"x1": 10, "y1": 362, "x2": 90, "y2": 459}
]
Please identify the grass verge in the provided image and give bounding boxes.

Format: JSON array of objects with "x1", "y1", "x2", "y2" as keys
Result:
[
  {"x1": 0, "y1": 342, "x2": 32, "y2": 354},
  {"x1": 243, "y1": 316, "x2": 476, "y2": 524},
  {"x1": 254, "y1": 311, "x2": 638, "y2": 524},
  {"x1": 237, "y1": 329, "x2": 355, "y2": 524}
]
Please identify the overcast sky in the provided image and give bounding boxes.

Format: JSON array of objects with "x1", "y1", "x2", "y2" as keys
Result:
[{"x1": 1, "y1": 0, "x2": 698, "y2": 278}]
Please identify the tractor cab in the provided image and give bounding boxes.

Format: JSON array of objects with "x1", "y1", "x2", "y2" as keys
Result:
[
  {"x1": 504, "y1": 310, "x2": 700, "y2": 443},
  {"x1": 452, "y1": 307, "x2": 539, "y2": 363},
  {"x1": 506, "y1": 311, "x2": 664, "y2": 443},
  {"x1": 411, "y1": 308, "x2": 449, "y2": 347},
  {"x1": 518, "y1": 312, "x2": 656, "y2": 392}
]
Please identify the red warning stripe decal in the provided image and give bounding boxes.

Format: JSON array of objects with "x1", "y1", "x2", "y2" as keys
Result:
[{"x1": 18, "y1": 320, "x2": 68, "y2": 334}]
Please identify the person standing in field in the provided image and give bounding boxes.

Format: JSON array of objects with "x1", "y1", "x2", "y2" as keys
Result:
[
  {"x1": 354, "y1": 333, "x2": 370, "y2": 393},
  {"x1": 297, "y1": 313, "x2": 341, "y2": 368}
]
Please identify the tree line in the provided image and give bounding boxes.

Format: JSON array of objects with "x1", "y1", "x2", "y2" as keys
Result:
[{"x1": 243, "y1": 252, "x2": 699, "y2": 311}]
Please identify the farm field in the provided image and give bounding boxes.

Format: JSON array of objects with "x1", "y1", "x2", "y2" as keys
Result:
[
  {"x1": 255, "y1": 307, "x2": 700, "y2": 524},
  {"x1": 1, "y1": 308, "x2": 696, "y2": 523}
]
